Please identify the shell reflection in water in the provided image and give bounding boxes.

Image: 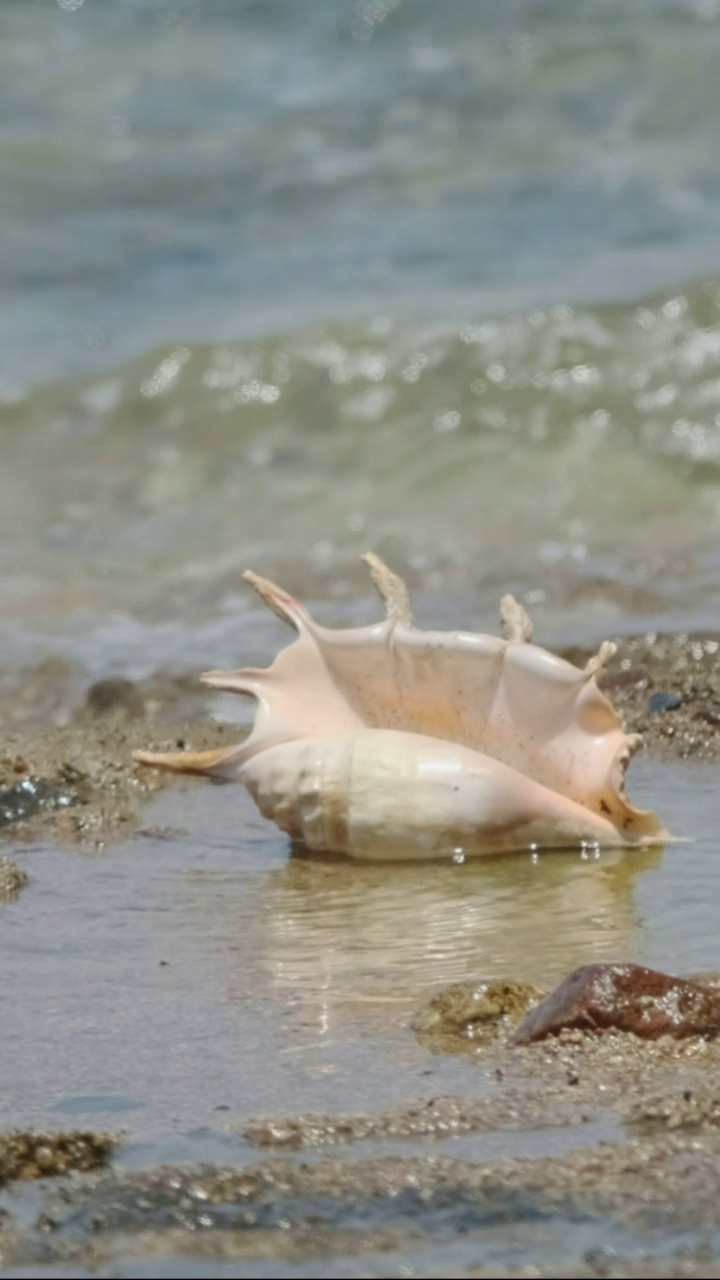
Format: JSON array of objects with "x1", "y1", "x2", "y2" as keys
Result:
[{"x1": 232, "y1": 844, "x2": 661, "y2": 1035}]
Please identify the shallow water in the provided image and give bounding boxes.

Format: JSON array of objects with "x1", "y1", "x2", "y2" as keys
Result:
[
  {"x1": 4, "y1": 0, "x2": 720, "y2": 686},
  {"x1": 1, "y1": 758, "x2": 713, "y2": 1139}
]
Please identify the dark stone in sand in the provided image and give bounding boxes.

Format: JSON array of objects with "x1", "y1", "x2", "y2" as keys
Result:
[
  {"x1": 85, "y1": 677, "x2": 144, "y2": 718},
  {"x1": 695, "y1": 705, "x2": 720, "y2": 727},
  {"x1": 648, "y1": 690, "x2": 683, "y2": 714},
  {"x1": 513, "y1": 963, "x2": 720, "y2": 1045},
  {"x1": 0, "y1": 777, "x2": 78, "y2": 829}
]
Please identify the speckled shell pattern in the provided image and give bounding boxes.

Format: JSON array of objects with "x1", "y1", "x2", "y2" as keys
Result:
[{"x1": 134, "y1": 555, "x2": 668, "y2": 860}]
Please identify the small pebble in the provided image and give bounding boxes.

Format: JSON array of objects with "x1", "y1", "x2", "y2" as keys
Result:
[{"x1": 648, "y1": 691, "x2": 683, "y2": 714}]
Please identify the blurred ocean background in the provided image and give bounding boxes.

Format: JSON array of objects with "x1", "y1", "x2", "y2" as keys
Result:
[{"x1": 3, "y1": 0, "x2": 720, "y2": 692}]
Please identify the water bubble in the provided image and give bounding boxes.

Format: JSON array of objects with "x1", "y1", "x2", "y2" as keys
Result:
[
  {"x1": 529, "y1": 842, "x2": 540, "y2": 865},
  {"x1": 434, "y1": 409, "x2": 461, "y2": 434},
  {"x1": 352, "y1": 0, "x2": 399, "y2": 42},
  {"x1": 57, "y1": 0, "x2": 85, "y2": 10},
  {"x1": 451, "y1": 847, "x2": 465, "y2": 865},
  {"x1": 140, "y1": 347, "x2": 191, "y2": 399}
]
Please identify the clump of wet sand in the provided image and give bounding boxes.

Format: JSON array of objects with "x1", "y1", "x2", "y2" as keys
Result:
[
  {"x1": 0, "y1": 1130, "x2": 117, "y2": 1183},
  {"x1": 574, "y1": 632, "x2": 720, "y2": 761},
  {"x1": 0, "y1": 713, "x2": 240, "y2": 848},
  {"x1": 0, "y1": 856, "x2": 28, "y2": 900}
]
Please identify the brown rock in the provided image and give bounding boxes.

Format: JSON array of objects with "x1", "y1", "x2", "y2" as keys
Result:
[{"x1": 512, "y1": 963, "x2": 720, "y2": 1045}]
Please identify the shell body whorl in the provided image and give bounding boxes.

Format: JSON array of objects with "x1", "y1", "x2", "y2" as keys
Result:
[
  {"x1": 134, "y1": 554, "x2": 669, "y2": 860},
  {"x1": 239, "y1": 729, "x2": 635, "y2": 861}
]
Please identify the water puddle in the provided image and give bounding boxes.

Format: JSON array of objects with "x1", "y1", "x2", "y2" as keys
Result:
[{"x1": 2, "y1": 756, "x2": 715, "y2": 1138}]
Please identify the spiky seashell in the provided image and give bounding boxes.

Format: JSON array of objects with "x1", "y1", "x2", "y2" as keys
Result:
[{"x1": 134, "y1": 556, "x2": 667, "y2": 860}]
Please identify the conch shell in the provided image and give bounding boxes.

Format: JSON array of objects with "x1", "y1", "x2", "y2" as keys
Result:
[{"x1": 134, "y1": 555, "x2": 667, "y2": 860}]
